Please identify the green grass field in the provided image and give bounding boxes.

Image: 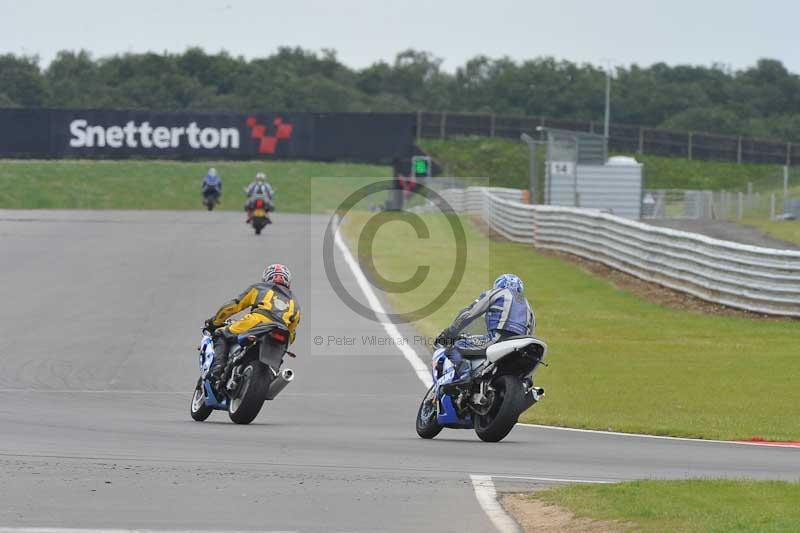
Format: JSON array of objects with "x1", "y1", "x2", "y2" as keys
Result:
[
  {"x1": 743, "y1": 218, "x2": 800, "y2": 245},
  {"x1": 0, "y1": 159, "x2": 390, "y2": 212},
  {"x1": 529, "y1": 479, "x2": 800, "y2": 532},
  {"x1": 1, "y1": 145, "x2": 790, "y2": 212},
  {"x1": 342, "y1": 212, "x2": 800, "y2": 441},
  {"x1": 420, "y1": 138, "x2": 541, "y2": 191},
  {"x1": 420, "y1": 137, "x2": 785, "y2": 192}
]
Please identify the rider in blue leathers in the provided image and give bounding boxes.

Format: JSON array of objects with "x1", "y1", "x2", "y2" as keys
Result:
[
  {"x1": 202, "y1": 168, "x2": 222, "y2": 196},
  {"x1": 435, "y1": 274, "x2": 535, "y2": 384}
]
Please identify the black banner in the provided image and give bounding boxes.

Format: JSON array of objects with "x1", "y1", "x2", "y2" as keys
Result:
[{"x1": 0, "y1": 108, "x2": 416, "y2": 163}]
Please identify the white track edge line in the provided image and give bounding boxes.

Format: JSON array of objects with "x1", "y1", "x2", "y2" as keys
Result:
[
  {"x1": 516, "y1": 423, "x2": 800, "y2": 448},
  {"x1": 490, "y1": 474, "x2": 617, "y2": 484},
  {"x1": 332, "y1": 217, "x2": 800, "y2": 450},
  {"x1": 469, "y1": 475, "x2": 521, "y2": 533}
]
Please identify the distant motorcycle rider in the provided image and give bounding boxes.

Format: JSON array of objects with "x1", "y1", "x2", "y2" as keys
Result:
[
  {"x1": 245, "y1": 172, "x2": 274, "y2": 205},
  {"x1": 205, "y1": 263, "x2": 300, "y2": 387},
  {"x1": 244, "y1": 172, "x2": 275, "y2": 222},
  {"x1": 435, "y1": 274, "x2": 534, "y2": 384},
  {"x1": 202, "y1": 167, "x2": 222, "y2": 196}
]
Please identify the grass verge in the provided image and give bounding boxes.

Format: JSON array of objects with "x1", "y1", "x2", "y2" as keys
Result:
[
  {"x1": 0, "y1": 159, "x2": 389, "y2": 212},
  {"x1": 342, "y1": 212, "x2": 800, "y2": 441},
  {"x1": 523, "y1": 479, "x2": 800, "y2": 532},
  {"x1": 743, "y1": 218, "x2": 800, "y2": 245},
  {"x1": 420, "y1": 137, "x2": 784, "y2": 191}
]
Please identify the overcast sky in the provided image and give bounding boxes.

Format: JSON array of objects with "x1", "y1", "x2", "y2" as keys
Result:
[{"x1": 1, "y1": 0, "x2": 798, "y2": 72}]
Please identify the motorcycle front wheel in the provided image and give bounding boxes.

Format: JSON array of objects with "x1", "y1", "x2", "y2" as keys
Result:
[
  {"x1": 228, "y1": 361, "x2": 271, "y2": 424},
  {"x1": 416, "y1": 386, "x2": 443, "y2": 439},
  {"x1": 189, "y1": 379, "x2": 213, "y2": 422},
  {"x1": 473, "y1": 375, "x2": 523, "y2": 442}
]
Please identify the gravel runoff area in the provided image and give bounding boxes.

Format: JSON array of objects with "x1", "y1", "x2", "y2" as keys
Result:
[{"x1": 644, "y1": 218, "x2": 800, "y2": 250}]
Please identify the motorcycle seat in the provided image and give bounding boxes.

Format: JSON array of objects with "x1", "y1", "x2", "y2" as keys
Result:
[
  {"x1": 486, "y1": 336, "x2": 547, "y2": 362},
  {"x1": 457, "y1": 335, "x2": 540, "y2": 360}
]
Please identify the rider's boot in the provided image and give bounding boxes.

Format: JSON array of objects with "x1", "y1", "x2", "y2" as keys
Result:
[{"x1": 210, "y1": 335, "x2": 230, "y2": 390}]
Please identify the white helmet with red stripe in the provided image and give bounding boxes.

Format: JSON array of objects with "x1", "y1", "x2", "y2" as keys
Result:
[{"x1": 263, "y1": 263, "x2": 291, "y2": 288}]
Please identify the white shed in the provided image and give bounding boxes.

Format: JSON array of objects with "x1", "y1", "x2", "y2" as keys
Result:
[{"x1": 538, "y1": 128, "x2": 644, "y2": 219}]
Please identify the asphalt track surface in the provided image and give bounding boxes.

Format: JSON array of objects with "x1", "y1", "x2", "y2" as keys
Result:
[{"x1": 1, "y1": 210, "x2": 798, "y2": 532}]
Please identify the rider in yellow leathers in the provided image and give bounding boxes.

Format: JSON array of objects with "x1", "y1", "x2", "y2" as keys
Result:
[{"x1": 205, "y1": 263, "x2": 300, "y2": 384}]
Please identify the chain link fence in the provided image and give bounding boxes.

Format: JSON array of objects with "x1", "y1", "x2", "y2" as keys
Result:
[
  {"x1": 642, "y1": 166, "x2": 800, "y2": 221},
  {"x1": 417, "y1": 111, "x2": 800, "y2": 166}
]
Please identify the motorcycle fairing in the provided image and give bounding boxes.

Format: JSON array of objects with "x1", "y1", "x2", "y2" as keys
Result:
[
  {"x1": 199, "y1": 335, "x2": 215, "y2": 378},
  {"x1": 431, "y1": 348, "x2": 474, "y2": 428},
  {"x1": 203, "y1": 380, "x2": 227, "y2": 409},
  {"x1": 437, "y1": 394, "x2": 473, "y2": 428}
]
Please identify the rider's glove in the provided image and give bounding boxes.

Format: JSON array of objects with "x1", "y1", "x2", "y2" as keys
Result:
[
  {"x1": 434, "y1": 330, "x2": 452, "y2": 347},
  {"x1": 204, "y1": 318, "x2": 218, "y2": 332}
]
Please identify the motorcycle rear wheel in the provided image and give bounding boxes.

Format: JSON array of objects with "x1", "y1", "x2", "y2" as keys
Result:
[
  {"x1": 253, "y1": 217, "x2": 266, "y2": 235},
  {"x1": 190, "y1": 379, "x2": 213, "y2": 422},
  {"x1": 416, "y1": 386, "x2": 443, "y2": 439},
  {"x1": 474, "y1": 375, "x2": 523, "y2": 442},
  {"x1": 228, "y1": 361, "x2": 271, "y2": 424}
]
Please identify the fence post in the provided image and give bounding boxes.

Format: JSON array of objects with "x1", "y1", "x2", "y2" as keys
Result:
[
  {"x1": 738, "y1": 192, "x2": 744, "y2": 219},
  {"x1": 770, "y1": 193, "x2": 776, "y2": 220},
  {"x1": 784, "y1": 165, "x2": 790, "y2": 196},
  {"x1": 538, "y1": 116, "x2": 546, "y2": 140},
  {"x1": 490, "y1": 114, "x2": 496, "y2": 138},
  {"x1": 787, "y1": 142, "x2": 792, "y2": 167},
  {"x1": 688, "y1": 132, "x2": 693, "y2": 160},
  {"x1": 439, "y1": 112, "x2": 447, "y2": 139},
  {"x1": 747, "y1": 182, "x2": 753, "y2": 209},
  {"x1": 638, "y1": 127, "x2": 644, "y2": 154},
  {"x1": 416, "y1": 110, "x2": 422, "y2": 141},
  {"x1": 737, "y1": 136, "x2": 742, "y2": 164}
]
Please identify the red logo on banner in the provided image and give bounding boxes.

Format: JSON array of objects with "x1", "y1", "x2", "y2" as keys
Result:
[{"x1": 245, "y1": 116, "x2": 293, "y2": 154}]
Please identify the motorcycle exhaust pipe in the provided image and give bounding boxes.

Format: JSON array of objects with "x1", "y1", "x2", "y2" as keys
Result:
[
  {"x1": 265, "y1": 368, "x2": 294, "y2": 400},
  {"x1": 521, "y1": 386, "x2": 545, "y2": 410}
]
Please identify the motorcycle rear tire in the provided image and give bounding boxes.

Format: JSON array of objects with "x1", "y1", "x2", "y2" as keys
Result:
[
  {"x1": 416, "y1": 386, "x2": 443, "y2": 439},
  {"x1": 474, "y1": 375, "x2": 523, "y2": 442},
  {"x1": 190, "y1": 379, "x2": 213, "y2": 422},
  {"x1": 228, "y1": 361, "x2": 271, "y2": 424}
]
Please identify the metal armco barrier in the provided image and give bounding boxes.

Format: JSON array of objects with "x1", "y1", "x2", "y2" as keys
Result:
[{"x1": 431, "y1": 187, "x2": 800, "y2": 317}]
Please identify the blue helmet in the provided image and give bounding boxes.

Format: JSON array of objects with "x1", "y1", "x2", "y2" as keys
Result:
[{"x1": 493, "y1": 273, "x2": 524, "y2": 294}]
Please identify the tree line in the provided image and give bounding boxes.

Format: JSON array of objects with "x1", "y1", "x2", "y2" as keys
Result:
[{"x1": 1, "y1": 47, "x2": 799, "y2": 141}]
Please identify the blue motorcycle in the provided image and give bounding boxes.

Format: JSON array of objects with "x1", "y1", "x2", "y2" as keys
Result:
[
  {"x1": 190, "y1": 323, "x2": 295, "y2": 424},
  {"x1": 416, "y1": 335, "x2": 547, "y2": 442}
]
